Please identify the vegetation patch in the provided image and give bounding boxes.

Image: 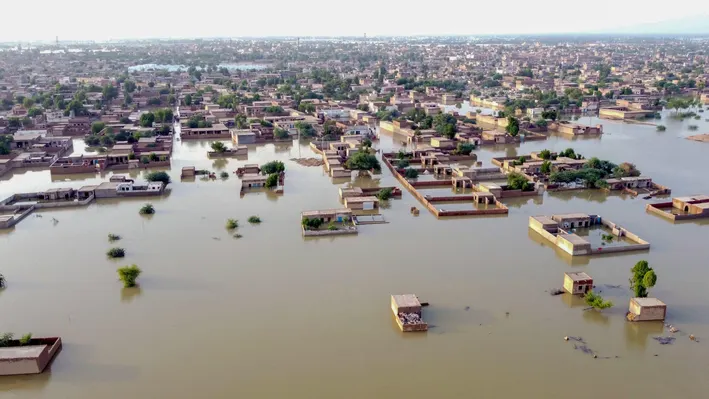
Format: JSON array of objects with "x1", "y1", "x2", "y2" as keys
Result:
[
  {"x1": 107, "y1": 247, "x2": 126, "y2": 258},
  {"x1": 139, "y1": 203, "x2": 155, "y2": 215},
  {"x1": 108, "y1": 233, "x2": 122, "y2": 242},
  {"x1": 117, "y1": 264, "x2": 142, "y2": 288},
  {"x1": 248, "y1": 216, "x2": 262, "y2": 224},
  {"x1": 226, "y1": 219, "x2": 239, "y2": 230}
]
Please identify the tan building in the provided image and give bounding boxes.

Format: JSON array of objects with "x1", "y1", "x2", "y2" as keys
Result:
[
  {"x1": 0, "y1": 337, "x2": 62, "y2": 376},
  {"x1": 343, "y1": 196, "x2": 379, "y2": 210},
  {"x1": 627, "y1": 298, "x2": 666, "y2": 322},
  {"x1": 391, "y1": 294, "x2": 428, "y2": 332},
  {"x1": 563, "y1": 272, "x2": 593, "y2": 295}
]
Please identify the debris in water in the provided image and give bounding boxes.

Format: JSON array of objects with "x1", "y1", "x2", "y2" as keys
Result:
[
  {"x1": 669, "y1": 326, "x2": 679, "y2": 333},
  {"x1": 233, "y1": 234, "x2": 243, "y2": 239},
  {"x1": 567, "y1": 336, "x2": 585, "y2": 343},
  {"x1": 549, "y1": 288, "x2": 564, "y2": 296},
  {"x1": 35, "y1": 214, "x2": 43, "y2": 218},
  {"x1": 603, "y1": 284, "x2": 622, "y2": 289},
  {"x1": 212, "y1": 237, "x2": 221, "y2": 241},
  {"x1": 564, "y1": 336, "x2": 569, "y2": 341},
  {"x1": 573, "y1": 344, "x2": 594, "y2": 355},
  {"x1": 290, "y1": 157, "x2": 325, "y2": 167},
  {"x1": 52, "y1": 218, "x2": 59, "y2": 225},
  {"x1": 653, "y1": 336, "x2": 675, "y2": 345},
  {"x1": 689, "y1": 334, "x2": 698, "y2": 342},
  {"x1": 464, "y1": 306, "x2": 470, "y2": 311}
]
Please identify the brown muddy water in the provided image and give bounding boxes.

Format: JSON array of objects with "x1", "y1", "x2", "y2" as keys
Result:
[{"x1": 1, "y1": 109, "x2": 709, "y2": 398}]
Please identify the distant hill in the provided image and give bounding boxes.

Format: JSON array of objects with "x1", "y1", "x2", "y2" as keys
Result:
[{"x1": 602, "y1": 14, "x2": 709, "y2": 35}]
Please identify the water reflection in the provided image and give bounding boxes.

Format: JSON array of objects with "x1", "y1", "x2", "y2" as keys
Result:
[
  {"x1": 120, "y1": 286, "x2": 142, "y2": 303},
  {"x1": 561, "y1": 293, "x2": 586, "y2": 308},
  {"x1": 583, "y1": 309, "x2": 611, "y2": 326},
  {"x1": 625, "y1": 321, "x2": 665, "y2": 351}
]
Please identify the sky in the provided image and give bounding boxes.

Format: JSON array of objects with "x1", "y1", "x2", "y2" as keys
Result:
[{"x1": 2, "y1": 1, "x2": 708, "y2": 42}]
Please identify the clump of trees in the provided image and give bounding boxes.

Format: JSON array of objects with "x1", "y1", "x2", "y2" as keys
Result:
[
  {"x1": 377, "y1": 187, "x2": 394, "y2": 201},
  {"x1": 630, "y1": 260, "x2": 657, "y2": 298},
  {"x1": 273, "y1": 128, "x2": 290, "y2": 139},
  {"x1": 295, "y1": 121, "x2": 316, "y2": 137},
  {"x1": 261, "y1": 161, "x2": 285, "y2": 175},
  {"x1": 210, "y1": 141, "x2": 227, "y2": 153},
  {"x1": 117, "y1": 265, "x2": 142, "y2": 288},
  {"x1": 0, "y1": 135, "x2": 13, "y2": 155},
  {"x1": 107, "y1": 248, "x2": 125, "y2": 258},
  {"x1": 139, "y1": 203, "x2": 155, "y2": 215},
  {"x1": 507, "y1": 172, "x2": 533, "y2": 191},
  {"x1": 433, "y1": 113, "x2": 458, "y2": 139},
  {"x1": 404, "y1": 168, "x2": 419, "y2": 179},
  {"x1": 187, "y1": 115, "x2": 212, "y2": 129},
  {"x1": 345, "y1": 151, "x2": 381, "y2": 171},
  {"x1": 265, "y1": 173, "x2": 279, "y2": 188},
  {"x1": 396, "y1": 159, "x2": 410, "y2": 169},
  {"x1": 584, "y1": 291, "x2": 613, "y2": 310},
  {"x1": 506, "y1": 116, "x2": 520, "y2": 137},
  {"x1": 146, "y1": 171, "x2": 171, "y2": 185},
  {"x1": 302, "y1": 218, "x2": 324, "y2": 230},
  {"x1": 453, "y1": 142, "x2": 475, "y2": 155}
]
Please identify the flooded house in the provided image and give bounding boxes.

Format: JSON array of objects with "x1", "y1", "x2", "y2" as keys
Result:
[
  {"x1": 563, "y1": 272, "x2": 593, "y2": 295},
  {"x1": 391, "y1": 294, "x2": 428, "y2": 332},
  {"x1": 646, "y1": 195, "x2": 709, "y2": 222},
  {"x1": 343, "y1": 196, "x2": 379, "y2": 210},
  {"x1": 627, "y1": 298, "x2": 667, "y2": 322},
  {"x1": 0, "y1": 337, "x2": 62, "y2": 376}
]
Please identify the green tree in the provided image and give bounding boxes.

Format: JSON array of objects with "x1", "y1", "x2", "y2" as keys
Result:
[
  {"x1": 139, "y1": 112, "x2": 155, "y2": 127},
  {"x1": 507, "y1": 172, "x2": 532, "y2": 191},
  {"x1": 454, "y1": 142, "x2": 475, "y2": 155},
  {"x1": 91, "y1": 121, "x2": 106, "y2": 134},
  {"x1": 106, "y1": 248, "x2": 125, "y2": 258},
  {"x1": 376, "y1": 187, "x2": 394, "y2": 201},
  {"x1": 145, "y1": 171, "x2": 171, "y2": 185},
  {"x1": 345, "y1": 151, "x2": 381, "y2": 171},
  {"x1": 506, "y1": 116, "x2": 520, "y2": 136},
  {"x1": 541, "y1": 109, "x2": 557, "y2": 121},
  {"x1": 210, "y1": 141, "x2": 227, "y2": 153},
  {"x1": 235, "y1": 114, "x2": 248, "y2": 129},
  {"x1": 274, "y1": 128, "x2": 290, "y2": 139},
  {"x1": 123, "y1": 80, "x2": 137, "y2": 93},
  {"x1": 139, "y1": 203, "x2": 155, "y2": 215},
  {"x1": 630, "y1": 260, "x2": 657, "y2": 298},
  {"x1": 261, "y1": 161, "x2": 285, "y2": 175},
  {"x1": 265, "y1": 173, "x2": 279, "y2": 188},
  {"x1": 404, "y1": 168, "x2": 419, "y2": 179},
  {"x1": 656, "y1": 125, "x2": 666, "y2": 132},
  {"x1": 540, "y1": 160, "x2": 552, "y2": 174},
  {"x1": 0, "y1": 135, "x2": 13, "y2": 155},
  {"x1": 538, "y1": 149, "x2": 552, "y2": 160},
  {"x1": 102, "y1": 84, "x2": 119, "y2": 102},
  {"x1": 184, "y1": 94, "x2": 193, "y2": 106}
]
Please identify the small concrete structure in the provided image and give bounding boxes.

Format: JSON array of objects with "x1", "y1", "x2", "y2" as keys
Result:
[
  {"x1": 0, "y1": 337, "x2": 62, "y2": 376},
  {"x1": 344, "y1": 196, "x2": 379, "y2": 210},
  {"x1": 452, "y1": 175, "x2": 473, "y2": 189},
  {"x1": 181, "y1": 166, "x2": 196, "y2": 178},
  {"x1": 627, "y1": 298, "x2": 667, "y2": 322},
  {"x1": 391, "y1": 294, "x2": 428, "y2": 332},
  {"x1": 563, "y1": 272, "x2": 593, "y2": 295},
  {"x1": 241, "y1": 174, "x2": 268, "y2": 188}
]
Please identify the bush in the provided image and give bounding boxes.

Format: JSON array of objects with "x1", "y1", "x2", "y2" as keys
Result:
[
  {"x1": 656, "y1": 125, "x2": 666, "y2": 131},
  {"x1": 688, "y1": 125, "x2": 699, "y2": 131},
  {"x1": 210, "y1": 141, "x2": 227, "y2": 153},
  {"x1": 396, "y1": 159, "x2": 410, "y2": 169},
  {"x1": 404, "y1": 168, "x2": 419, "y2": 179},
  {"x1": 345, "y1": 151, "x2": 381, "y2": 171},
  {"x1": 145, "y1": 171, "x2": 171, "y2": 185},
  {"x1": 327, "y1": 222, "x2": 338, "y2": 231},
  {"x1": 507, "y1": 172, "x2": 532, "y2": 191},
  {"x1": 0, "y1": 333, "x2": 13, "y2": 347},
  {"x1": 302, "y1": 218, "x2": 323, "y2": 230},
  {"x1": 140, "y1": 156, "x2": 150, "y2": 164},
  {"x1": 273, "y1": 128, "x2": 290, "y2": 139},
  {"x1": 0, "y1": 273, "x2": 5, "y2": 288},
  {"x1": 139, "y1": 203, "x2": 155, "y2": 215},
  {"x1": 107, "y1": 247, "x2": 125, "y2": 258},
  {"x1": 19, "y1": 333, "x2": 32, "y2": 346},
  {"x1": 261, "y1": 161, "x2": 285, "y2": 175},
  {"x1": 265, "y1": 173, "x2": 279, "y2": 188},
  {"x1": 454, "y1": 142, "x2": 476, "y2": 155},
  {"x1": 584, "y1": 291, "x2": 613, "y2": 310},
  {"x1": 219, "y1": 171, "x2": 229, "y2": 179},
  {"x1": 117, "y1": 264, "x2": 142, "y2": 288},
  {"x1": 248, "y1": 216, "x2": 262, "y2": 224},
  {"x1": 377, "y1": 187, "x2": 394, "y2": 201},
  {"x1": 226, "y1": 219, "x2": 239, "y2": 230},
  {"x1": 108, "y1": 233, "x2": 121, "y2": 242}
]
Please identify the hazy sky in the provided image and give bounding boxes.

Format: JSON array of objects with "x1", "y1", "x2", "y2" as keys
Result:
[{"x1": 1, "y1": 1, "x2": 706, "y2": 42}]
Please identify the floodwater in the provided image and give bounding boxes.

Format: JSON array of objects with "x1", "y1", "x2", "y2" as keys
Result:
[{"x1": 2, "y1": 109, "x2": 709, "y2": 398}]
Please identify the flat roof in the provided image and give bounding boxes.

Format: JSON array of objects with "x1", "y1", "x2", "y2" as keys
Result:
[
  {"x1": 676, "y1": 195, "x2": 709, "y2": 202},
  {"x1": 391, "y1": 294, "x2": 421, "y2": 309},
  {"x1": 0, "y1": 215, "x2": 14, "y2": 222},
  {"x1": 242, "y1": 175, "x2": 267, "y2": 182},
  {"x1": 96, "y1": 182, "x2": 120, "y2": 190},
  {"x1": 558, "y1": 233, "x2": 589, "y2": 246},
  {"x1": 565, "y1": 271, "x2": 592, "y2": 281},
  {"x1": 0, "y1": 345, "x2": 47, "y2": 360},
  {"x1": 301, "y1": 209, "x2": 352, "y2": 217},
  {"x1": 553, "y1": 213, "x2": 590, "y2": 220},
  {"x1": 345, "y1": 196, "x2": 379, "y2": 203},
  {"x1": 632, "y1": 298, "x2": 666, "y2": 307},
  {"x1": 532, "y1": 215, "x2": 557, "y2": 225}
]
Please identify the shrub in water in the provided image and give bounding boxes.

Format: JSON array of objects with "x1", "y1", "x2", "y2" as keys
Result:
[
  {"x1": 107, "y1": 247, "x2": 125, "y2": 258},
  {"x1": 139, "y1": 203, "x2": 155, "y2": 215},
  {"x1": 248, "y1": 216, "x2": 262, "y2": 224},
  {"x1": 117, "y1": 264, "x2": 142, "y2": 288},
  {"x1": 226, "y1": 219, "x2": 239, "y2": 229}
]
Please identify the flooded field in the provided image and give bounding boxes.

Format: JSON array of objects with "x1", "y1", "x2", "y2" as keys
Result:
[{"x1": 2, "y1": 110, "x2": 709, "y2": 398}]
